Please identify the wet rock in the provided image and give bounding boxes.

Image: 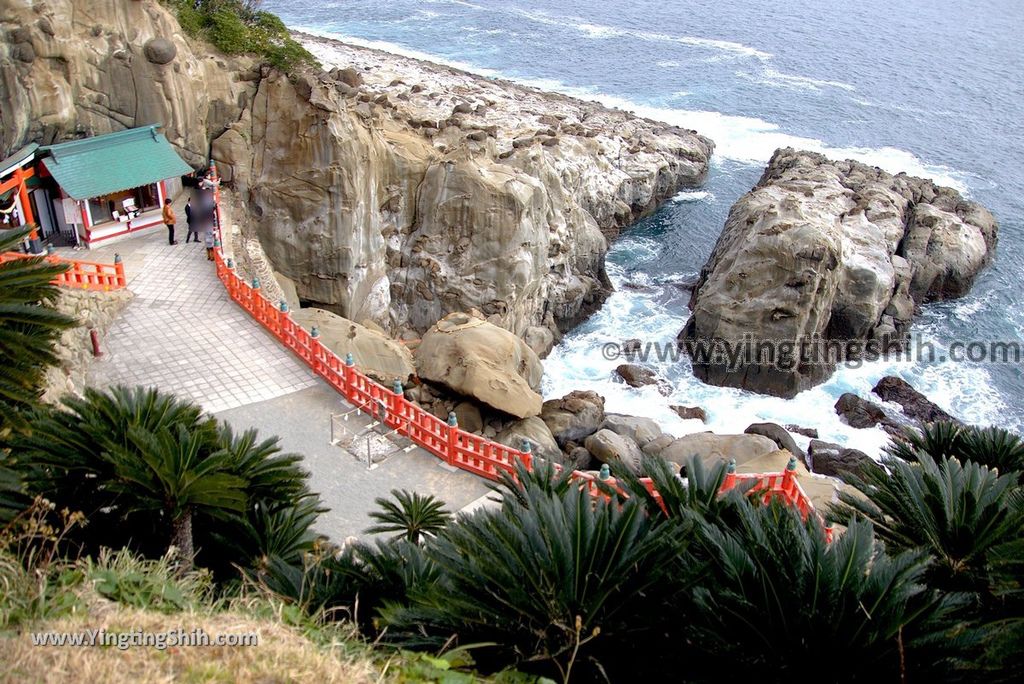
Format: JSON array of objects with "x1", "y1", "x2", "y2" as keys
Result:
[
  {"x1": 615, "y1": 363, "x2": 658, "y2": 387},
  {"x1": 670, "y1": 405, "x2": 707, "y2": 422},
  {"x1": 744, "y1": 422, "x2": 807, "y2": 464},
  {"x1": 808, "y1": 439, "x2": 872, "y2": 479},
  {"x1": 835, "y1": 393, "x2": 888, "y2": 429},
  {"x1": 872, "y1": 375, "x2": 960, "y2": 425},
  {"x1": 785, "y1": 424, "x2": 819, "y2": 438}
]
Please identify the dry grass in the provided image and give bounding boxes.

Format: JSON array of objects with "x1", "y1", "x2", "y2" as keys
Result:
[{"x1": 0, "y1": 596, "x2": 386, "y2": 684}]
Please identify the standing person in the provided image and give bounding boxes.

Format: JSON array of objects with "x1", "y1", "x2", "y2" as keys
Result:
[
  {"x1": 162, "y1": 198, "x2": 177, "y2": 245},
  {"x1": 204, "y1": 223, "x2": 216, "y2": 261},
  {"x1": 184, "y1": 197, "x2": 200, "y2": 243}
]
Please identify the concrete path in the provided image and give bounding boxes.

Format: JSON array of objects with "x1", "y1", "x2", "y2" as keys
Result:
[{"x1": 77, "y1": 191, "x2": 489, "y2": 541}]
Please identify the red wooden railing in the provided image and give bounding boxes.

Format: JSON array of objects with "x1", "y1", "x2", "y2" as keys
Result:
[
  {"x1": 0, "y1": 251, "x2": 127, "y2": 291},
  {"x1": 205, "y1": 167, "x2": 828, "y2": 537}
]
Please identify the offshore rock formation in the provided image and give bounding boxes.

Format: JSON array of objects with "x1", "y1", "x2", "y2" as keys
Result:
[{"x1": 681, "y1": 148, "x2": 997, "y2": 398}]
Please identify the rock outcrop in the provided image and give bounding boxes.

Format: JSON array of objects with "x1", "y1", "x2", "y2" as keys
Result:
[
  {"x1": 872, "y1": 375, "x2": 959, "y2": 425},
  {"x1": 658, "y1": 433, "x2": 778, "y2": 467},
  {"x1": 229, "y1": 35, "x2": 713, "y2": 343},
  {"x1": 1, "y1": 1, "x2": 713, "y2": 358},
  {"x1": 807, "y1": 440, "x2": 872, "y2": 479},
  {"x1": 0, "y1": 0, "x2": 253, "y2": 166},
  {"x1": 585, "y1": 428, "x2": 644, "y2": 474},
  {"x1": 680, "y1": 148, "x2": 997, "y2": 397},
  {"x1": 414, "y1": 313, "x2": 543, "y2": 419}
]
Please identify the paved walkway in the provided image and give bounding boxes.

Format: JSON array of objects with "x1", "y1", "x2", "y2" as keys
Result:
[{"x1": 77, "y1": 191, "x2": 489, "y2": 541}]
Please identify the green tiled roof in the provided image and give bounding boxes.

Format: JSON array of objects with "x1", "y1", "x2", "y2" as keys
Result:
[{"x1": 39, "y1": 126, "x2": 193, "y2": 200}]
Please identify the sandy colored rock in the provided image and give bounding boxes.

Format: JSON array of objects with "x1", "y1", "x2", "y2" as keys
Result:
[
  {"x1": 659, "y1": 433, "x2": 778, "y2": 468},
  {"x1": 540, "y1": 390, "x2": 605, "y2": 446},
  {"x1": 415, "y1": 313, "x2": 543, "y2": 419},
  {"x1": 682, "y1": 148, "x2": 997, "y2": 398},
  {"x1": 585, "y1": 428, "x2": 644, "y2": 474},
  {"x1": 599, "y1": 414, "x2": 664, "y2": 448},
  {"x1": 291, "y1": 307, "x2": 414, "y2": 384},
  {"x1": 496, "y1": 416, "x2": 561, "y2": 462}
]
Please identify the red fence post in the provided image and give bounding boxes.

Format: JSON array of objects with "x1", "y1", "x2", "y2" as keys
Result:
[
  {"x1": 721, "y1": 459, "x2": 737, "y2": 492},
  {"x1": 114, "y1": 253, "x2": 125, "y2": 288}
]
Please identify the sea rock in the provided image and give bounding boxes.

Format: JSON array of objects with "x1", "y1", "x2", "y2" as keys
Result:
[
  {"x1": 540, "y1": 390, "x2": 605, "y2": 446},
  {"x1": 523, "y1": 325, "x2": 556, "y2": 358},
  {"x1": 658, "y1": 433, "x2": 778, "y2": 467},
  {"x1": 807, "y1": 439, "x2": 872, "y2": 479},
  {"x1": 599, "y1": 414, "x2": 664, "y2": 449},
  {"x1": 744, "y1": 422, "x2": 807, "y2": 464},
  {"x1": 681, "y1": 148, "x2": 998, "y2": 398},
  {"x1": 564, "y1": 445, "x2": 594, "y2": 471},
  {"x1": 615, "y1": 363, "x2": 659, "y2": 388},
  {"x1": 872, "y1": 375, "x2": 960, "y2": 425},
  {"x1": 291, "y1": 308, "x2": 414, "y2": 384},
  {"x1": 585, "y1": 429, "x2": 644, "y2": 474},
  {"x1": 496, "y1": 417, "x2": 561, "y2": 462},
  {"x1": 670, "y1": 405, "x2": 707, "y2": 422},
  {"x1": 834, "y1": 393, "x2": 900, "y2": 430},
  {"x1": 786, "y1": 424, "x2": 819, "y2": 438},
  {"x1": 415, "y1": 313, "x2": 543, "y2": 419}
]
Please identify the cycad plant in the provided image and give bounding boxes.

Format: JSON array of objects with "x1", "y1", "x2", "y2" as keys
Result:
[
  {"x1": 830, "y1": 453, "x2": 1024, "y2": 595},
  {"x1": 0, "y1": 227, "x2": 74, "y2": 438},
  {"x1": 14, "y1": 386, "x2": 321, "y2": 575},
  {"x1": 366, "y1": 489, "x2": 452, "y2": 544},
  {"x1": 380, "y1": 461, "x2": 696, "y2": 682},
  {"x1": 889, "y1": 422, "x2": 1024, "y2": 476},
  {"x1": 684, "y1": 500, "x2": 965, "y2": 682}
]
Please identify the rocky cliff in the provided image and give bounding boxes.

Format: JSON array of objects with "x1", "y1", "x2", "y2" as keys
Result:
[
  {"x1": 680, "y1": 148, "x2": 997, "y2": 397},
  {"x1": 1, "y1": 1, "x2": 714, "y2": 351},
  {"x1": 217, "y1": 34, "x2": 713, "y2": 343}
]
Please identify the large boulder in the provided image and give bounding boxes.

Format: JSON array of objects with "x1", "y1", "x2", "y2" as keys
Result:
[
  {"x1": 681, "y1": 148, "x2": 997, "y2": 398},
  {"x1": 291, "y1": 307, "x2": 414, "y2": 384},
  {"x1": 415, "y1": 313, "x2": 543, "y2": 419},
  {"x1": 744, "y1": 422, "x2": 807, "y2": 464},
  {"x1": 584, "y1": 429, "x2": 644, "y2": 474},
  {"x1": 670, "y1": 405, "x2": 708, "y2": 422},
  {"x1": 496, "y1": 417, "x2": 561, "y2": 462},
  {"x1": 599, "y1": 414, "x2": 664, "y2": 449},
  {"x1": 807, "y1": 440, "x2": 872, "y2": 479},
  {"x1": 540, "y1": 390, "x2": 605, "y2": 446},
  {"x1": 872, "y1": 375, "x2": 960, "y2": 425},
  {"x1": 658, "y1": 433, "x2": 778, "y2": 468}
]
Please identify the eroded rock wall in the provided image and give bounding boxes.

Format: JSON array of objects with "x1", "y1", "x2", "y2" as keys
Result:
[{"x1": 0, "y1": 0, "x2": 255, "y2": 166}]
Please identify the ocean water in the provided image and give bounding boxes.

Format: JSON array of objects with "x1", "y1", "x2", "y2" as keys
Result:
[{"x1": 264, "y1": 0, "x2": 1024, "y2": 456}]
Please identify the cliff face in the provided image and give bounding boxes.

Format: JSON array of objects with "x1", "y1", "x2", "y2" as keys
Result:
[
  {"x1": 0, "y1": 0, "x2": 254, "y2": 166},
  {"x1": 217, "y1": 37, "x2": 713, "y2": 339},
  {"x1": 2, "y1": 1, "x2": 713, "y2": 347},
  {"x1": 680, "y1": 148, "x2": 997, "y2": 398}
]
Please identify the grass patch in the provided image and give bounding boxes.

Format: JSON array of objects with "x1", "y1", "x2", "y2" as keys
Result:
[{"x1": 163, "y1": 1, "x2": 318, "y2": 71}]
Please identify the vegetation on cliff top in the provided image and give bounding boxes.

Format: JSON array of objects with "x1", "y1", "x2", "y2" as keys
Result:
[{"x1": 164, "y1": 0, "x2": 318, "y2": 71}]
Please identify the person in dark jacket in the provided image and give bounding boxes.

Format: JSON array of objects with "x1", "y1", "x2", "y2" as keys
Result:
[{"x1": 184, "y1": 197, "x2": 200, "y2": 243}]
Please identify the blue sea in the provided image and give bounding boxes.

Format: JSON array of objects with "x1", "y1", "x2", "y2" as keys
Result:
[{"x1": 264, "y1": 0, "x2": 1024, "y2": 455}]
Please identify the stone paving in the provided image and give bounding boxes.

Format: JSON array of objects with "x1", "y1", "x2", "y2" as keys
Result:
[{"x1": 79, "y1": 189, "x2": 489, "y2": 540}]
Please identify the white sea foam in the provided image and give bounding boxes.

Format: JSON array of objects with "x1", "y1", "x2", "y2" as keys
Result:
[
  {"x1": 657, "y1": 60, "x2": 682, "y2": 68},
  {"x1": 738, "y1": 67, "x2": 856, "y2": 92},
  {"x1": 671, "y1": 190, "x2": 713, "y2": 202}
]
